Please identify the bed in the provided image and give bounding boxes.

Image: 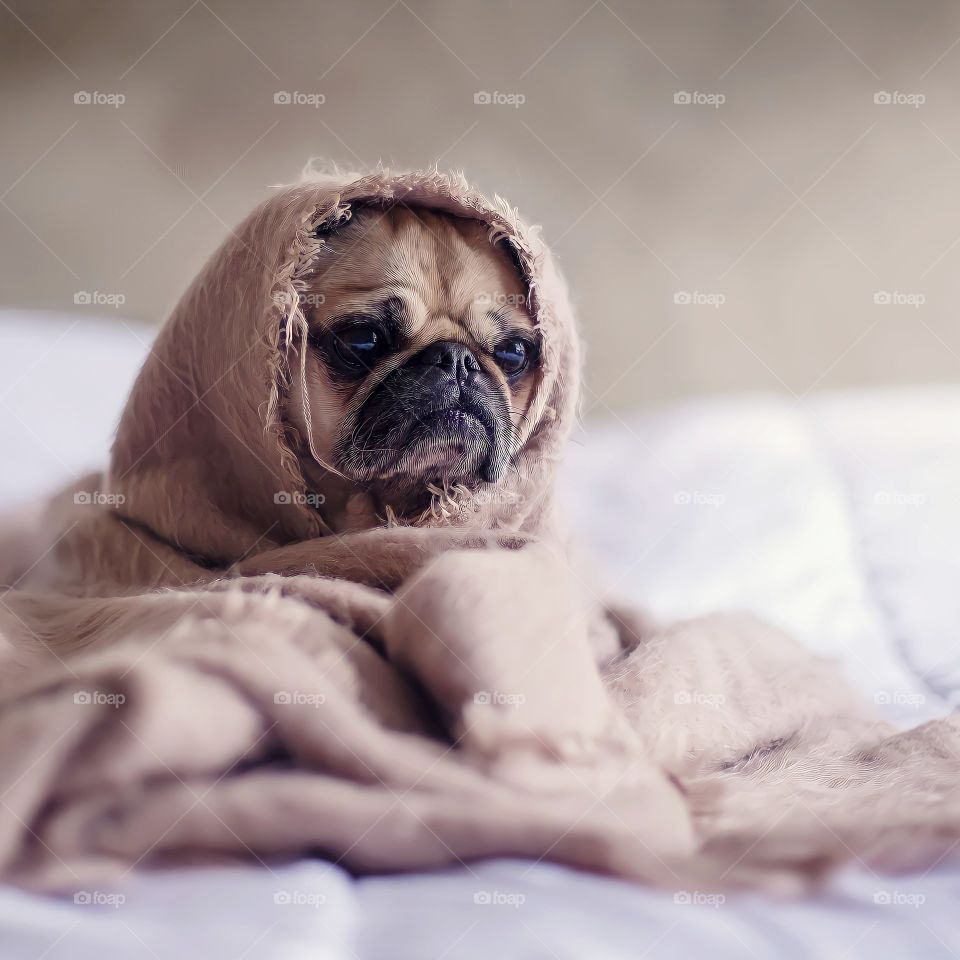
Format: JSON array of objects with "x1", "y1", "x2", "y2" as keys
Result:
[{"x1": 1, "y1": 309, "x2": 957, "y2": 959}]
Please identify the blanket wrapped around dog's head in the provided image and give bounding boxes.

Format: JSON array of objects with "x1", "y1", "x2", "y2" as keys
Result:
[
  {"x1": 94, "y1": 169, "x2": 580, "y2": 581},
  {"x1": 1, "y1": 168, "x2": 959, "y2": 895}
]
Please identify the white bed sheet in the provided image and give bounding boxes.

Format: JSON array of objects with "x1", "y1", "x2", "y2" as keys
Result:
[{"x1": 1, "y1": 310, "x2": 958, "y2": 959}]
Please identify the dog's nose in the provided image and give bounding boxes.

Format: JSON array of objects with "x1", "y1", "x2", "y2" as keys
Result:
[{"x1": 411, "y1": 340, "x2": 481, "y2": 385}]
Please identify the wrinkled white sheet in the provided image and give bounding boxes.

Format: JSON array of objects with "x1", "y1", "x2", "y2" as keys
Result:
[{"x1": 1, "y1": 310, "x2": 957, "y2": 959}]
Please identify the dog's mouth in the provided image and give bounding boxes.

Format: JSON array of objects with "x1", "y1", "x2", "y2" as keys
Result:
[
  {"x1": 425, "y1": 408, "x2": 480, "y2": 427},
  {"x1": 416, "y1": 394, "x2": 496, "y2": 438},
  {"x1": 407, "y1": 404, "x2": 492, "y2": 475},
  {"x1": 336, "y1": 383, "x2": 509, "y2": 492}
]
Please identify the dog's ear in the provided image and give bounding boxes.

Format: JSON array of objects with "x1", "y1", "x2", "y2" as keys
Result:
[
  {"x1": 313, "y1": 196, "x2": 359, "y2": 237},
  {"x1": 495, "y1": 236, "x2": 529, "y2": 293}
]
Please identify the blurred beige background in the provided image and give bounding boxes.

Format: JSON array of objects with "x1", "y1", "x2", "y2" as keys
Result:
[{"x1": 2, "y1": 0, "x2": 960, "y2": 413}]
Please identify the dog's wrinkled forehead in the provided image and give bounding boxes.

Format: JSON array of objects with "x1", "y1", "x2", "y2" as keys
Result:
[{"x1": 307, "y1": 204, "x2": 535, "y2": 349}]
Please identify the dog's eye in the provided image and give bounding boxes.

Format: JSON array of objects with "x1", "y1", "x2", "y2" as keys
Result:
[
  {"x1": 493, "y1": 337, "x2": 533, "y2": 377},
  {"x1": 330, "y1": 324, "x2": 385, "y2": 371}
]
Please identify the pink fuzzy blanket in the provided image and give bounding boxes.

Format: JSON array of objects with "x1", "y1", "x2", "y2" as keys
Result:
[{"x1": 0, "y1": 169, "x2": 957, "y2": 894}]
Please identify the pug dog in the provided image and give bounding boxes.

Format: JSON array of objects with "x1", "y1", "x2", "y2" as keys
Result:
[
  {"x1": 3, "y1": 201, "x2": 543, "y2": 592},
  {"x1": 287, "y1": 205, "x2": 541, "y2": 533}
]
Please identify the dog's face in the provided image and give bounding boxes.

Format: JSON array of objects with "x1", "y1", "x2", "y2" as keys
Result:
[{"x1": 288, "y1": 205, "x2": 539, "y2": 521}]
